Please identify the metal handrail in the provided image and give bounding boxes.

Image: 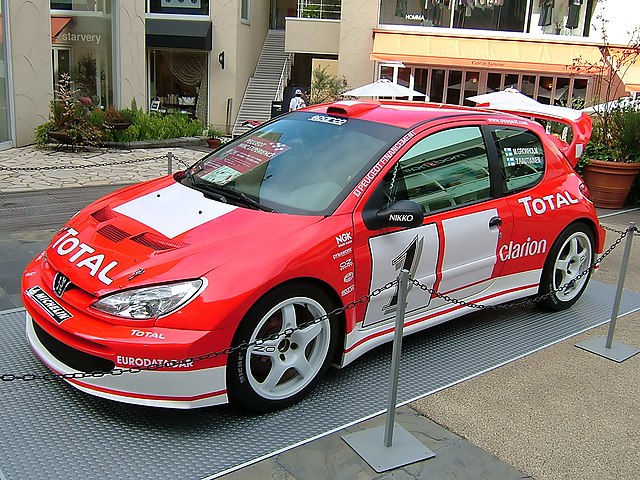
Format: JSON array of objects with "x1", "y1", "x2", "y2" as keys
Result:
[{"x1": 275, "y1": 53, "x2": 293, "y2": 102}]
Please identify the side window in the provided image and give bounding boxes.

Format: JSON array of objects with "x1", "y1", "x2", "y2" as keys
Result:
[
  {"x1": 384, "y1": 126, "x2": 490, "y2": 213},
  {"x1": 492, "y1": 127, "x2": 545, "y2": 193}
]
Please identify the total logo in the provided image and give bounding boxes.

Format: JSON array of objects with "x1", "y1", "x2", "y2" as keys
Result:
[
  {"x1": 52, "y1": 227, "x2": 118, "y2": 285},
  {"x1": 335, "y1": 231, "x2": 353, "y2": 248},
  {"x1": 518, "y1": 191, "x2": 579, "y2": 217},
  {"x1": 130, "y1": 329, "x2": 166, "y2": 339}
]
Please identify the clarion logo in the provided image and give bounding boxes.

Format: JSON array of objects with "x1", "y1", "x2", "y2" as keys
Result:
[{"x1": 389, "y1": 214, "x2": 414, "y2": 222}]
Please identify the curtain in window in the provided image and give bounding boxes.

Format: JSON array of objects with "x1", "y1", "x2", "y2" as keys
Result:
[{"x1": 161, "y1": 51, "x2": 208, "y2": 123}]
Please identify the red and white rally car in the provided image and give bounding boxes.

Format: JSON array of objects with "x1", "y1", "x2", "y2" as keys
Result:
[{"x1": 22, "y1": 100, "x2": 604, "y2": 412}]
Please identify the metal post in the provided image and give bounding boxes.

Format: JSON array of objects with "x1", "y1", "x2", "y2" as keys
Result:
[
  {"x1": 341, "y1": 269, "x2": 434, "y2": 471},
  {"x1": 606, "y1": 222, "x2": 635, "y2": 348},
  {"x1": 167, "y1": 151, "x2": 173, "y2": 175},
  {"x1": 575, "y1": 221, "x2": 640, "y2": 362},
  {"x1": 383, "y1": 268, "x2": 409, "y2": 447}
]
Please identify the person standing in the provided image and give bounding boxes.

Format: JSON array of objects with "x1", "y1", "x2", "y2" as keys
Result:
[{"x1": 289, "y1": 89, "x2": 306, "y2": 111}]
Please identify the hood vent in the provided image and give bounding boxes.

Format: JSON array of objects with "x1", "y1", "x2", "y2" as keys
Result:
[
  {"x1": 97, "y1": 224, "x2": 131, "y2": 243},
  {"x1": 91, "y1": 206, "x2": 115, "y2": 222},
  {"x1": 130, "y1": 232, "x2": 189, "y2": 251}
]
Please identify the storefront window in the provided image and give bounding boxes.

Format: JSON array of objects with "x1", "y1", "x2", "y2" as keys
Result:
[
  {"x1": 149, "y1": 50, "x2": 208, "y2": 124},
  {"x1": 51, "y1": 1, "x2": 114, "y2": 109},
  {"x1": 0, "y1": 1, "x2": 11, "y2": 146},
  {"x1": 379, "y1": 0, "x2": 593, "y2": 38},
  {"x1": 378, "y1": 64, "x2": 591, "y2": 108},
  {"x1": 148, "y1": 0, "x2": 210, "y2": 16}
]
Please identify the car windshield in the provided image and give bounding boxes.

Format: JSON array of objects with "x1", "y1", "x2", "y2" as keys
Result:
[{"x1": 182, "y1": 112, "x2": 402, "y2": 215}]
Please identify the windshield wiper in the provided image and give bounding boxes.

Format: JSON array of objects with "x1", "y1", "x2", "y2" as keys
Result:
[{"x1": 192, "y1": 181, "x2": 275, "y2": 213}]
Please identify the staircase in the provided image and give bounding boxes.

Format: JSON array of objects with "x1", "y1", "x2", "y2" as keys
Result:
[{"x1": 232, "y1": 30, "x2": 290, "y2": 137}]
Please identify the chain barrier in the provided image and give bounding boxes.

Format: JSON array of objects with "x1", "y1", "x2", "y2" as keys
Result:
[
  {"x1": 602, "y1": 223, "x2": 640, "y2": 238},
  {"x1": 0, "y1": 154, "x2": 173, "y2": 172},
  {"x1": 1, "y1": 225, "x2": 636, "y2": 384},
  {"x1": 0, "y1": 280, "x2": 398, "y2": 383},
  {"x1": 410, "y1": 226, "x2": 634, "y2": 311}
]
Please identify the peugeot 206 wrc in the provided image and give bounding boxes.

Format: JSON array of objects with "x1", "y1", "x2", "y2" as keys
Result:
[{"x1": 22, "y1": 99, "x2": 605, "y2": 412}]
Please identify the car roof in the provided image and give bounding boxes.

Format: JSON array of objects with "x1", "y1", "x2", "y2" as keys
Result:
[{"x1": 304, "y1": 100, "x2": 497, "y2": 129}]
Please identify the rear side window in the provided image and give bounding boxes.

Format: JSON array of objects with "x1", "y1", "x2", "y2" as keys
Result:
[{"x1": 492, "y1": 127, "x2": 545, "y2": 193}]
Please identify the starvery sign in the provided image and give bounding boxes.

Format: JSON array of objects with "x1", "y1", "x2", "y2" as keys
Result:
[{"x1": 52, "y1": 228, "x2": 118, "y2": 285}]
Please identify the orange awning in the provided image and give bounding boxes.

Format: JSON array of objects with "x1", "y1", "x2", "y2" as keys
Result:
[
  {"x1": 617, "y1": 59, "x2": 640, "y2": 93},
  {"x1": 51, "y1": 17, "x2": 72, "y2": 44},
  {"x1": 370, "y1": 32, "x2": 603, "y2": 75}
]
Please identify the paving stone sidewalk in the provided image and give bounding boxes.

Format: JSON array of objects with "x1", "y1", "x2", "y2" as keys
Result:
[{"x1": 0, "y1": 144, "x2": 206, "y2": 193}]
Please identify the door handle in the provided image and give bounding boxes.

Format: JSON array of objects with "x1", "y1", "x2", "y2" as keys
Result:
[{"x1": 489, "y1": 216, "x2": 502, "y2": 228}]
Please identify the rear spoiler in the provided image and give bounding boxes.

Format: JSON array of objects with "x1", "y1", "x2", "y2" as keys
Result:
[{"x1": 476, "y1": 102, "x2": 592, "y2": 168}]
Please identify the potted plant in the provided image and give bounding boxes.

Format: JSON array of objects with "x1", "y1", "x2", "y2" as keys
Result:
[
  {"x1": 104, "y1": 106, "x2": 132, "y2": 131},
  {"x1": 571, "y1": 13, "x2": 640, "y2": 209},
  {"x1": 37, "y1": 73, "x2": 103, "y2": 150},
  {"x1": 581, "y1": 105, "x2": 640, "y2": 208},
  {"x1": 205, "y1": 126, "x2": 224, "y2": 148}
]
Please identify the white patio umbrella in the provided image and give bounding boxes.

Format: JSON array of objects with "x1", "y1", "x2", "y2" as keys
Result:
[
  {"x1": 467, "y1": 88, "x2": 539, "y2": 106},
  {"x1": 343, "y1": 79, "x2": 427, "y2": 99},
  {"x1": 582, "y1": 96, "x2": 640, "y2": 114}
]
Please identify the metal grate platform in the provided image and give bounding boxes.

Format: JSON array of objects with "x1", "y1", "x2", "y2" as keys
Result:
[{"x1": 1, "y1": 281, "x2": 639, "y2": 480}]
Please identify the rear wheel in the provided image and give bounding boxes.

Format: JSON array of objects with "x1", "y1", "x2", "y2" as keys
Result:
[
  {"x1": 227, "y1": 284, "x2": 338, "y2": 412},
  {"x1": 539, "y1": 223, "x2": 594, "y2": 311}
]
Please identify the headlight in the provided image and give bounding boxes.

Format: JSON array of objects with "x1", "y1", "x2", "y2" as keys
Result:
[{"x1": 91, "y1": 279, "x2": 204, "y2": 319}]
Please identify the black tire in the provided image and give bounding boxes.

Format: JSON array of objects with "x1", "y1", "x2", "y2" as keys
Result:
[
  {"x1": 539, "y1": 222, "x2": 594, "y2": 311},
  {"x1": 226, "y1": 283, "x2": 339, "y2": 413}
]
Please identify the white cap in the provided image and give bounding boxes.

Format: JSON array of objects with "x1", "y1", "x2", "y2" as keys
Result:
[{"x1": 295, "y1": 89, "x2": 302, "y2": 95}]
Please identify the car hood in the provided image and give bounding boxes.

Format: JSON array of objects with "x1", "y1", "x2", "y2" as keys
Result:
[{"x1": 45, "y1": 178, "x2": 323, "y2": 296}]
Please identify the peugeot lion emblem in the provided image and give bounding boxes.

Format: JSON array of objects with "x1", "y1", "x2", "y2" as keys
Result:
[{"x1": 53, "y1": 272, "x2": 72, "y2": 298}]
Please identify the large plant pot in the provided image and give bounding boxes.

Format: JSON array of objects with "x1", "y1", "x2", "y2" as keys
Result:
[{"x1": 582, "y1": 159, "x2": 640, "y2": 209}]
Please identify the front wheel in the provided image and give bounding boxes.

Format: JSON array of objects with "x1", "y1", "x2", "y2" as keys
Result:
[
  {"x1": 538, "y1": 223, "x2": 594, "y2": 311},
  {"x1": 227, "y1": 284, "x2": 338, "y2": 413}
]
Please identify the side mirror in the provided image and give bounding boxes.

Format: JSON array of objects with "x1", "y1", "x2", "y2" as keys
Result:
[{"x1": 375, "y1": 200, "x2": 424, "y2": 229}]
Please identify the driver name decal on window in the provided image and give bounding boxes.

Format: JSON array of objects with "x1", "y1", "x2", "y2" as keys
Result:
[
  {"x1": 201, "y1": 137, "x2": 290, "y2": 184},
  {"x1": 504, "y1": 147, "x2": 543, "y2": 166}
]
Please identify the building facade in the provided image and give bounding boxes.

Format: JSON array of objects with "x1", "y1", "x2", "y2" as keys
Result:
[
  {"x1": 286, "y1": 0, "x2": 640, "y2": 108},
  {"x1": 1, "y1": 0, "x2": 270, "y2": 148},
  {"x1": 0, "y1": 0, "x2": 637, "y2": 149}
]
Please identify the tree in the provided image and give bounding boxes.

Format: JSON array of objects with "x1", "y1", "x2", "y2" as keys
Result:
[{"x1": 310, "y1": 66, "x2": 348, "y2": 105}]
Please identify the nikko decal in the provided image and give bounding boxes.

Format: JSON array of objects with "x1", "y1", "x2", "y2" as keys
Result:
[
  {"x1": 518, "y1": 191, "x2": 579, "y2": 217},
  {"x1": 363, "y1": 209, "x2": 499, "y2": 328}
]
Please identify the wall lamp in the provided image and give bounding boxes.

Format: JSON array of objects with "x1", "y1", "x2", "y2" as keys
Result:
[{"x1": 218, "y1": 51, "x2": 225, "y2": 70}]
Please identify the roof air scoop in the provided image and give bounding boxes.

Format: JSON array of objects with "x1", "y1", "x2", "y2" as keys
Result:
[{"x1": 326, "y1": 100, "x2": 380, "y2": 117}]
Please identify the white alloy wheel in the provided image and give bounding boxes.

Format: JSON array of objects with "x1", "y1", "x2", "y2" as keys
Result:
[{"x1": 551, "y1": 231, "x2": 592, "y2": 302}]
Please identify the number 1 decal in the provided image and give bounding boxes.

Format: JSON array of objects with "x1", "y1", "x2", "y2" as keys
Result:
[
  {"x1": 383, "y1": 235, "x2": 423, "y2": 314},
  {"x1": 363, "y1": 224, "x2": 439, "y2": 328}
]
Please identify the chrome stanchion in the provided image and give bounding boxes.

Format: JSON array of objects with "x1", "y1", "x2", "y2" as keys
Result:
[
  {"x1": 342, "y1": 269, "x2": 435, "y2": 472},
  {"x1": 576, "y1": 222, "x2": 639, "y2": 362}
]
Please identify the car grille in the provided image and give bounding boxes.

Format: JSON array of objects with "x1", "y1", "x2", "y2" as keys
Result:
[{"x1": 32, "y1": 320, "x2": 114, "y2": 373}]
